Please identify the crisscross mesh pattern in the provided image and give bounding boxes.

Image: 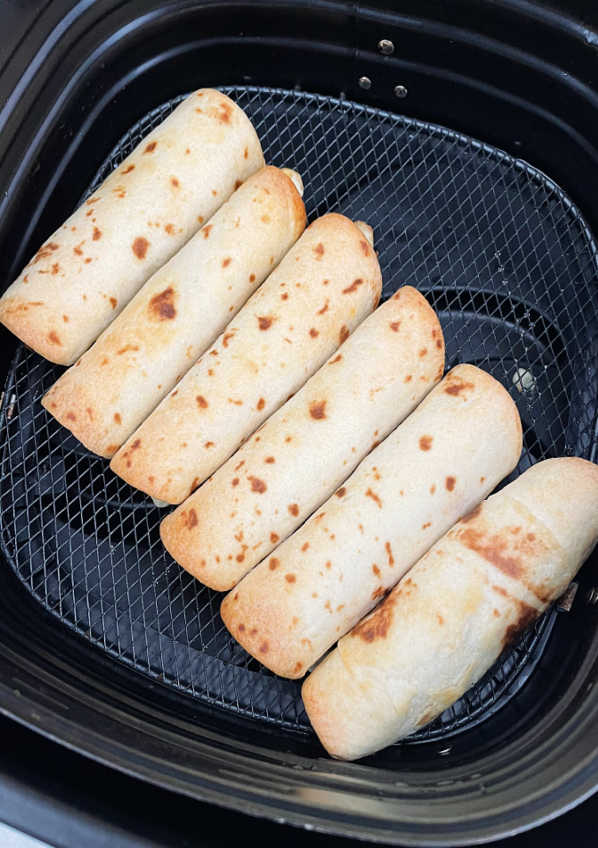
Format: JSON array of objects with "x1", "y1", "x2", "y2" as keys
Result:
[{"x1": 0, "y1": 87, "x2": 596, "y2": 748}]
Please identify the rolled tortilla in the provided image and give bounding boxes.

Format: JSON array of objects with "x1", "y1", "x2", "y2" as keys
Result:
[
  {"x1": 111, "y1": 213, "x2": 382, "y2": 503},
  {"x1": 221, "y1": 365, "x2": 522, "y2": 678},
  {"x1": 41, "y1": 167, "x2": 306, "y2": 457},
  {"x1": 0, "y1": 89, "x2": 264, "y2": 365},
  {"x1": 302, "y1": 457, "x2": 598, "y2": 760},
  {"x1": 161, "y1": 286, "x2": 445, "y2": 590}
]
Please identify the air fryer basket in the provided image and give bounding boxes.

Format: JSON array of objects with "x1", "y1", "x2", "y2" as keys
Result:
[{"x1": 0, "y1": 2, "x2": 598, "y2": 845}]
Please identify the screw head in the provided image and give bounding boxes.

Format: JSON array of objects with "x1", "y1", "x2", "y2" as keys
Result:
[
  {"x1": 394, "y1": 84, "x2": 408, "y2": 99},
  {"x1": 358, "y1": 76, "x2": 372, "y2": 90},
  {"x1": 378, "y1": 39, "x2": 395, "y2": 55}
]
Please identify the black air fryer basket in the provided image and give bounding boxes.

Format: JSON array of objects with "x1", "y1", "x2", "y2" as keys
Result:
[{"x1": 0, "y1": 1, "x2": 597, "y2": 845}]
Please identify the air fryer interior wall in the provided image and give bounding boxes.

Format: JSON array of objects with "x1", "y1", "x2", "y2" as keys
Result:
[{"x1": 0, "y1": 1, "x2": 597, "y2": 845}]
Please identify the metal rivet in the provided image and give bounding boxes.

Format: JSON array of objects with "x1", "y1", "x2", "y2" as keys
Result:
[
  {"x1": 394, "y1": 84, "x2": 408, "y2": 99},
  {"x1": 587, "y1": 588, "x2": 598, "y2": 605},
  {"x1": 378, "y1": 39, "x2": 395, "y2": 55},
  {"x1": 359, "y1": 76, "x2": 372, "y2": 90}
]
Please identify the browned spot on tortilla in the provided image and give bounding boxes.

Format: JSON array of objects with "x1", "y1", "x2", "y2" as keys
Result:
[
  {"x1": 116, "y1": 344, "x2": 139, "y2": 355},
  {"x1": 288, "y1": 503, "x2": 299, "y2": 516},
  {"x1": 285, "y1": 574, "x2": 296, "y2": 583},
  {"x1": 343, "y1": 277, "x2": 363, "y2": 294},
  {"x1": 258, "y1": 315, "x2": 273, "y2": 330},
  {"x1": 149, "y1": 287, "x2": 176, "y2": 320},
  {"x1": 317, "y1": 301, "x2": 329, "y2": 315},
  {"x1": 228, "y1": 397, "x2": 243, "y2": 406},
  {"x1": 92, "y1": 226, "x2": 102, "y2": 241},
  {"x1": 256, "y1": 397, "x2": 265, "y2": 411},
  {"x1": 268, "y1": 532, "x2": 279, "y2": 545},
  {"x1": 313, "y1": 242, "x2": 324, "y2": 258},
  {"x1": 86, "y1": 407, "x2": 94, "y2": 420},
  {"x1": 47, "y1": 331, "x2": 61, "y2": 346},
  {"x1": 231, "y1": 478, "x2": 240, "y2": 488},
  {"x1": 61, "y1": 314, "x2": 69, "y2": 323},
  {"x1": 122, "y1": 164, "x2": 135, "y2": 174},
  {"x1": 238, "y1": 622, "x2": 245, "y2": 632},
  {"x1": 503, "y1": 601, "x2": 538, "y2": 649},
  {"x1": 196, "y1": 395, "x2": 208, "y2": 409},
  {"x1": 243, "y1": 146, "x2": 248, "y2": 159},
  {"x1": 218, "y1": 100, "x2": 232, "y2": 123},
  {"x1": 170, "y1": 177, "x2": 179, "y2": 188},
  {"x1": 106, "y1": 443, "x2": 119, "y2": 453},
  {"x1": 222, "y1": 257, "x2": 231, "y2": 267},
  {"x1": 130, "y1": 439, "x2": 141, "y2": 450},
  {"x1": 459, "y1": 527, "x2": 522, "y2": 579},
  {"x1": 66, "y1": 412, "x2": 76, "y2": 422},
  {"x1": 264, "y1": 456, "x2": 275, "y2": 464},
  {"x1": 31, "y1": 242, "x2": 60, "y2": 264},
  {"x1": 371, "y1": 586, "x2": 386, "y2": 601},
  {"x1": 436, "y1": 338, "x2": 443, "y2": 349},
  {"x1": 269, "y1": 557, "x2": 280, "y2": 571},
  {"x1": 446, "y1": 476, "x2": 456, "y2": 491},
  {"x1": 249, "y1": 476, "x2": 267, "y2": 493},
  {"x1": 73, "y1": 243, "x2": 84, "y2": 256},
  {"x1": 339, "y1": 325, "x2": 350, "y2": 343},
  {"x1": 353, "y1": 594, "x2": 396, "y2": 642},
  {"x1": 322, "y1": 278, "x2": 329, "y2": 286},
  {"x1": 360, "y1": 239, "x2": 370, "y2": 256},
  {"x1": 236, "y1": 552, "x2": 245, "y2": 563},
  {"x1": 420, "y1": 435, "x2": 433, "y2": 451},
  {"x1": 259, "y1": 641, "x2": 269, "y2": 654},
  {"x1": 164, "y1": 223, "x2": 175, "y2": 235},
  {"x1": 309, "y1": 400, "x2": 326, "y2": 420},
  {"x1": 144, "y1": 141, "x2": 157, "y2": 153},
  {"x1": 422, "y1": 522, "x2": 432, "y2": 530},
  {"x1": 84, "y1": 257, "x2": 92, "y2": 264},
  {"x1": 335, "y1": 487, "x2": 346, "y2": 498},
  {"x1": 132, "y1": 237, "x2": 149, "y2": 259},
  {"x1": 51, "y1": 262, "x2": 60, "y2": 274},
  {"x1": 185, "y1": 509, "x2": 198, "y2": 529},
  {"x1": 461, "y1": 504, "x2": 483, "y2": 523},
  {"x1": 385, "y1": 541, "x2": 394, "y2": 566},
  {"x1": 365, "y1": 488, "x2": 382, "y2": 508},
  {"x1": 430, "y1": 484, "x2": 436, "y2": 495},
  {"x1": 222, "y1": 331, "x2": 235, "y2": 348},
  {"x1": 205, "y1": 441, "x2": 214, "y2": 448},
  {"x1": 309, "y1": 327, "x2": 319, "y2": 338},
  {"x1": 109, "y1": 296, "x2": 117, "y2": 309},
  {"x1": 201, "y1": 225, "x2": 213, "y2": 240},
  {"x1": 493, "y1": 608, "x2": 500, "y2": 617},
  {"x1": 249, "y1": 273, "x2": 256, "y2": 283},
  {"x1": 444, "y1": 376, "x2": 475, "y2": 396},
  {"x1": 419, "y1": 347, "x2": 427, "y2": 357},
  {"x1": 416, "y1": 711, "x2": 435, "y2": 728},
  {"x1": 100, "y1": 357, "x2": 109, "y2": 366},
  {"x1": 372, "y1": 564, "x2": 381, "y2": 577},
  {"x1": 114, "y1": 413, "x2": 122, "y2": 424},
  {"x1": 389, "y1": 321, "x2": 401, "y2": 332}
]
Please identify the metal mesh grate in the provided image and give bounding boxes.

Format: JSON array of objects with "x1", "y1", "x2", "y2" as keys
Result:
[{"x1": 1, "y1": 87, "x2": 597, "y2": 750}]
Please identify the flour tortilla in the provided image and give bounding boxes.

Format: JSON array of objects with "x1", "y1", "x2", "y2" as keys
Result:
[
  {"x1": 302, "y1": 457, "x2": 598, "y2": 760},
  {"x1": 0, "y1": 89, "x2": 264, "y2": 364},
  {"x1": 221, "y1": 365, "x2": 522, "y2": 678}
]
